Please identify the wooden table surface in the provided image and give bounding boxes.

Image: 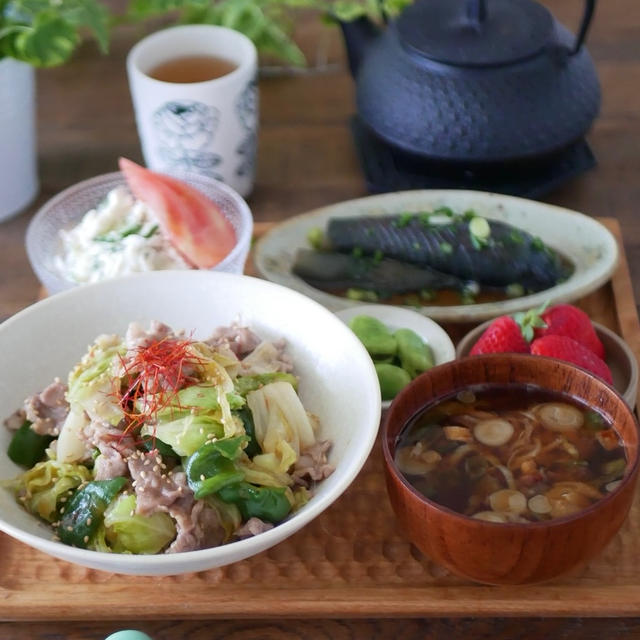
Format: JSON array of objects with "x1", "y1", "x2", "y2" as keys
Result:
[{"x1": 1, "y1": 1, "x2": 640, "y2": 637}]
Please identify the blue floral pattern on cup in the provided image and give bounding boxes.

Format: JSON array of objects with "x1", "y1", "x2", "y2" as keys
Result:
[
  {"x1": 152, "y1": 100, "x2": 223, "y2": 179},
  {"x1": 235, "y1": 78, "x2": 258, "y2": 178}
]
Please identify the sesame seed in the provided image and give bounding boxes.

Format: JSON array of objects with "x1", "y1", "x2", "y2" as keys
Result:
[
  {"x1": 153, "y1": 465, "x2": 160, "y2": 473},
  {"x1": 60, "y1": 497, "x2": 67, "y2": 503},
  {"x1": 140, "y1": 471, "x2": 147, "y2": 479},
  {"x1": 86, "y1": 518, "x2": 92, "y2": 526},
  {"x1": 129, "y1": 510, "x2": 135, "y2": 517},
  {"x1": 59, "y1": 508, "x2": 65, "y2": 514},
  {"x1": 139, "y1": 487, "x2": 145, "y2": 493},
  {"x1": 66, "y1": 526, "x2": 73, "y2": 532},
  {"x1": 200, "y1": 474, "x2": 205, "y2": 481},
  {"x1": 83, "y1": 535, "x2": 89, "y2": 543}
]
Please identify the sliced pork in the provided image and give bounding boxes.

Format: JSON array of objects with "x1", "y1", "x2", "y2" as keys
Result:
[
  {"x1": 206, "y1": 324, "x2": 262, "y2": 357},
  {"x1": 293, "y1": 440, "x2": 334, "y2": 486},
  {"x1": 235, "y1": 517, "x2": 274, "y2": 539},
  {"x1": 128, "y1": 455, "x2": 224, "y2": 553},
  {"x1": 24, "y1": 379, "x2": 69, "y2": 436}
]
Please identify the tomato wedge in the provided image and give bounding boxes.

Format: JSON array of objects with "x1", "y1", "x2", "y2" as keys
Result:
[{"x1": 119, "y1": 158, "x2": 237, "y2": 269}]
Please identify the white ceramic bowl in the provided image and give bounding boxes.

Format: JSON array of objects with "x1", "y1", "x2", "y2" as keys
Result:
[
  {"x1": 335, "y1": 304, "x2": 456, "y2": 409},
  {"x1": 0, "y1": 271, "x2": 381, "y2": 575},
  {"x1": 26, "y1": 171, "x2": 254, "y2": 294}
]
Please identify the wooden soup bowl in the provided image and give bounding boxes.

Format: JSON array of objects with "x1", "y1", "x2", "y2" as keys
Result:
[{"x1": 381, "y1": 354, "x2": 640, "y2": 585}]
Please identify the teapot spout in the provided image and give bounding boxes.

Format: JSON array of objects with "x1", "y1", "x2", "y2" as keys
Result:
[{"x1": 337, "y1": 16, "x2": 380, "y2": 78}]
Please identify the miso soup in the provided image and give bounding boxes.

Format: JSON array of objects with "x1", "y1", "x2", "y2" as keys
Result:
[{"x1": 394, "y1": 385, "x2": 626, "y2": 522}]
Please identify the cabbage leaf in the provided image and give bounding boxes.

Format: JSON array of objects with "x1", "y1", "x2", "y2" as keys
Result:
[
  {"x1": 103, "y1": 493, "x2": 175, "y2": 554},
  {"x1": 8, "y1": 459, "x2": 92, "y2": 521},
  {"x1": 246, "y1": 381, "x2": 316, "y2": 473},
  {"x1": 67, "y1": 334, "x2": 126, "y2": 425},
  {"x1": 141, "y1": 414, "x2": 225, "y2": 457}
]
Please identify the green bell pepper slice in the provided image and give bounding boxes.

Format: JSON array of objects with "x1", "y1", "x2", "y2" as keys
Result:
[{"x1": 57, "y1": 477, "x2": 127, "y2": 548}]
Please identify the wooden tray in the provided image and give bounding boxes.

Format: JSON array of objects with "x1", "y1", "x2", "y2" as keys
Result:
[{"x1": 15, "y1": 218, "x2": 640, "y2": 621}]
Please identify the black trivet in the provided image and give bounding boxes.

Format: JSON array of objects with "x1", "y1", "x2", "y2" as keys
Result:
[{"x1": 350, "y1": 116, "x2": 596, "y2": 199}]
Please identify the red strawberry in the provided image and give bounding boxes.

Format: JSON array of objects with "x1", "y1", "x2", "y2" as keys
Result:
[
  {"x1": 533, "y1": 304, "x2": 605, "y2": 359},
  {"x1": 530, "y1": 335, "x2": 613, "y2": 384},
  {"x1": 470, "y1": 316, "x2": 530, "y2": 355}
]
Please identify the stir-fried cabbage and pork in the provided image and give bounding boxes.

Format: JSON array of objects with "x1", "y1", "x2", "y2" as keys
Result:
[{"x1": 3, "y1": 322, "x2": 332, "y2": 553}]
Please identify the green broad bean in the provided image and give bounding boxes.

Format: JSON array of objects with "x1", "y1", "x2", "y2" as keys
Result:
[
  {"x1": 394, "y1": 328, "x2": 434, "y2": 378},
  {"x1": 349, "y1": 315, "x2": 397, "y2": 356},
  {"x1": 375, "y1": 363, "x2": 412, "y2": 401}
]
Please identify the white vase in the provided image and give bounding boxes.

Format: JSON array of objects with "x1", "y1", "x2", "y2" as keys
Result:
[{"x1": 0, "y1": 58, "x2": 38, "y2": 222}]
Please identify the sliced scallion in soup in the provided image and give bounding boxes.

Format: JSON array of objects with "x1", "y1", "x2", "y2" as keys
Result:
[{"x1": 394, "y1": 385, "x2": 626, "y2": 522}]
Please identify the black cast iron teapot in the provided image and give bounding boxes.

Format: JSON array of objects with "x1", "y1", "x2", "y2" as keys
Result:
[{"x1": 340, "y1": 0, "x2": 600, "y2": 163}]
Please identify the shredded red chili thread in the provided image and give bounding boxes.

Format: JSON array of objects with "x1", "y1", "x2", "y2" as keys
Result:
[{"x1": 113, "y1": 336, "x2": 207, "y2": 444}]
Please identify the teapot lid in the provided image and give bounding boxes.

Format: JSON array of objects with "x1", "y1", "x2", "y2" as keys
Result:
[{"x1": 397, "y1": 0, "x2": 554, "y2": 67}]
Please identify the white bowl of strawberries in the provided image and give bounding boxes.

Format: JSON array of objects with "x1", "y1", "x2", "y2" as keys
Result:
[{"x1": 456, "y1": 304, "x2": 638, "y2": 408}]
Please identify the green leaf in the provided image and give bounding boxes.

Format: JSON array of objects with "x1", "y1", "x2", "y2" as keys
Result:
[
  {"x1": 126, "y1": 0, "x2": 198, "y2": 19},
  {"x1": 1, "y1": 0, "x2": 112, "y2": 64},
  {"x1": 331, "y1": 1, "x2": 368, "y2": 21},
  {"x1": 58, "y1": 0, "x2": 110, "y2": 53},
  {"x1": 12, "y1": 14, "x2": 78, "y2": 66},
  {"x1": 253, "y1": 20, "x2": 305, "y2": 66},
  {"x1": 513, "y1": 303, "x2": 548, "y2": 343},
  {"x1": 381, "y1": 0, "x2": 412, "y2": 17}
]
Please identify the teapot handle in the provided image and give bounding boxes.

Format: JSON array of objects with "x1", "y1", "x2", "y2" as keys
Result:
[{"x1": 570, "y1": 0, "x2": 596, "y2": 55}]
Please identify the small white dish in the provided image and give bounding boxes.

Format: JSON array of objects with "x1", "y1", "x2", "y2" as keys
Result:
[
  {"x1": 335, "y1": 304, "x2": 456, "y2": 408},
  {"x1": 254, "y1": 189, "x2": 619, "y2": 323}
]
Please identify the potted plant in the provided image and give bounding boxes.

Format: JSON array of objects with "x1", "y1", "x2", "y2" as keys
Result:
[
  {"x1": 0, "y1": 0, "x2": 110, "y2": 221},
  {"x1": 122, "y1": 0, "x2": 412, "y2": 71}
]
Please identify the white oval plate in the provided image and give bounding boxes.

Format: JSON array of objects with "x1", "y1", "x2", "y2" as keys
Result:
[
  {"x1": 254, "y1": 190, "x2": 619, "y2": 323},
  {"x1": 335, "y1": 304, "x2": 457, "y2": 408}
]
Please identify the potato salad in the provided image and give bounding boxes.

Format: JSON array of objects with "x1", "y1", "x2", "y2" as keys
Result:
[{"x1": 55, "y1": 187, "x2": 190, "y2": 283}]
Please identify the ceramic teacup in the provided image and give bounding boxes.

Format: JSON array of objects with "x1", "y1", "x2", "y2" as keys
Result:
[{"x1": 127, "y1": 25, "x2": 258, "y2": 198}]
